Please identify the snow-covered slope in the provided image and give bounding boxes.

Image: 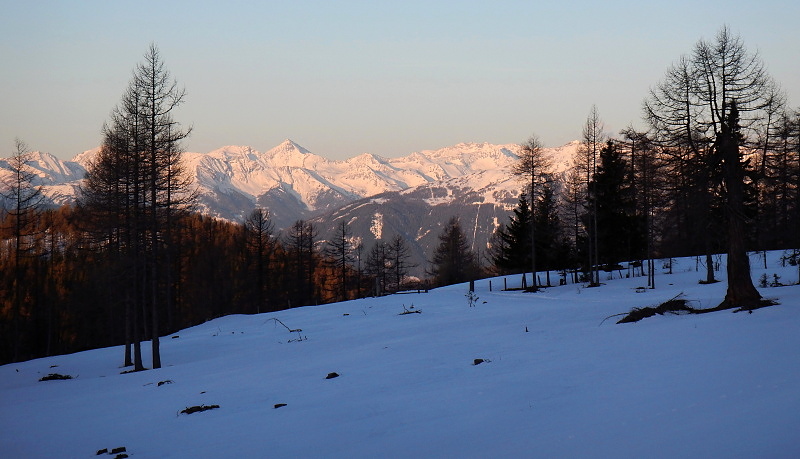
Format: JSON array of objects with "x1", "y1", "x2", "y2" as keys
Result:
[{"x1": 1, "y1": 251, "x2": 798, "y2": 458}]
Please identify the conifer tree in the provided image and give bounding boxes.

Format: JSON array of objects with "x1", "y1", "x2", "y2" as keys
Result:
[
  {"x1": 533, "y1": 181, "x2": 570, "y2": 286},
  {"x1": 645, "y1": 26, "x2": 776, "y2": 308},
  {"x1": 512, "y1": 135, "x2": 551, "y2": 290},
  {"x1": 492, "y1": 193, "x2": 532, "y2": 275},
  {"x1": 586, "y1": 141, "x2": 646, "y2": 267},
  {"x1": 366, "y1": 240, "x2": 391, "y2": 295},
  {"x1": 580, "y1": 106, "x2": 605, "y2": 285},
  {"x1": 429, "y1": 217, "x2": 481, "y2": 287},
  {"x1": 324, "y1": 220, "x2": 354, "y2": 302},
  {"x1": 244, "y1": 208, "x2": 275, "y2": 313},
  {"x1": 285, "y1": 220, "x2": 318, "y2": 307},
  {"x1": 0, "y1": 139, "x2": 45, "y2": 362},
  {"x1": 79, "y1": 44, "x2": 192, "y2": 369},
  {"x1": 388, "y1": 235, "x2": 415, "y2": 291}
]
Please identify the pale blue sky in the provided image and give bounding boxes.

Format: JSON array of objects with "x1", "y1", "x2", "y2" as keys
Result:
[{"x1": 2, "y1": 0, "x2": 798, "y2": 160}]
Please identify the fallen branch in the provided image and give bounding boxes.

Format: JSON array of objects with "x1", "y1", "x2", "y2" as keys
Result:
[
  {"x1": 266, "y1": 317, "x2": 307, "y2": 342},
  {"x1": 39, "y1": 373, "x2": 72, "y2": 381},
  {"x1": 266, "y1": 317, "x2": 302, "y2": 333},
  {"x1": 180, "y1": 404, "x2": 220, "y2": 415},
  {"x1": 598, "y1": 313, "x2": 629, "y2": 326},
  {"x1": 614, "y1": 292, "x2": 779, "y2": 323},
  {"x1": 399, "y1": 304, "x2": 421, "y2": 315},
  {"x1": 616, "y1": 292, "x2": 698, "y2": 324}
]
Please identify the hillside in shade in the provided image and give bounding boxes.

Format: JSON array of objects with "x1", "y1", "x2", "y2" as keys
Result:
[{"x1": 1, "y1": 250, "x2": 798, "y2": 458}]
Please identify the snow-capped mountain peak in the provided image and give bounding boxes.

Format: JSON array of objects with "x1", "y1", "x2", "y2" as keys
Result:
[
  {"x1": 2, "y1": 140, "x2": 578, "y2": 273},
  {"x1": 262, "y1": 139, "x2": 321, "y2": 168},
  {"x1": 273, "y1": 138, "x2": 312, "y2": 155}
]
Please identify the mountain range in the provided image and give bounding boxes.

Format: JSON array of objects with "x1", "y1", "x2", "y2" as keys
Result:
[{"x1": 1, "y1": 140, "x2": 580, "y2": 276}]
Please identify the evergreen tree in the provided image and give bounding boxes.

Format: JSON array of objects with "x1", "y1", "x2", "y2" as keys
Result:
[
  {"x1": 429, "y1": 217, "x2": 481, "y2": 287},
  {"x1": 719, "y1": 100, "x2": 762, "y2": 307},
  {"x1": 533, "y1": 181, "x2": 571, "y2": 286},
  {"x1": 586, "y1": 141, "x2": 646, "y2": 267},
  {"x1": 492, "y1": 193, "x2": 532, "y2": 275}
]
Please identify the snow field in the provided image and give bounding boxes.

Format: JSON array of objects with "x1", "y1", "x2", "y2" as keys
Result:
[{"x1": 1, "y1": 252, "x2": 799, "y2": 458}]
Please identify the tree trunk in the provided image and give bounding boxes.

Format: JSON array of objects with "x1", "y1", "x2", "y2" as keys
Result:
[
  {"x1": 719, "y1": 114, "x2": 762, "y2": 309},
  {"x1": 124, "y1": 296, "x2": 133, "y2": 367},
  {"x1": 705, "y1": 252, "x2": 715, "y2": 284},
  {"x1": 530, "y1": 175, "x2": 537, "y2": 292}
]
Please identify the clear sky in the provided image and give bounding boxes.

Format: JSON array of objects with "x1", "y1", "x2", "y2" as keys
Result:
[{"x1": 2, "y1": 1, "x2": 798, "y2": 160}]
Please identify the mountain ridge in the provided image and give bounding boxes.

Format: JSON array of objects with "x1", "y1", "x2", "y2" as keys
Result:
[{"x1": 2, "y1": 140, "x2": 579, "y2": 274}]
